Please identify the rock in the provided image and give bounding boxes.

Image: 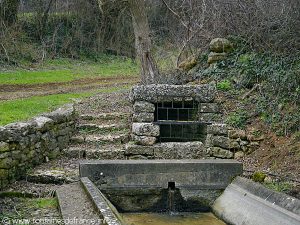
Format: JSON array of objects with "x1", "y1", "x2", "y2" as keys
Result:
[
  {"x1": 230, "y1": 140, "x2": 240, "y2": 150},
  {"x1": 32, "y1": 116, "x2": 54, "y2": 132},
  {"x1": 0, "y1": 169, "x2": 8, "y2": 179},
  {"x1": 4, "y1": 122, "x2": 35, "y2": 141},
  {"x1": 210, "y1": 147, "x2": 233, "y2": 159},
  {"x1": 86, "y1": 149, "x2": 125, "y2": 160},
  {"x1": 0, "y1": 142, "x2": 9, "y2": 152},
  {"x1": 178, "y1": 57, "x2": 197, "y2": 71},
  {"x1": 133, "y1": 101, "x2": 155, "y2": 113},
  {"x1": 240, "y1": 140, "x2": 249, "y2": 146},
  {"x1": 125, "y1": 143, "x2": 155, "y2": 156},
  {"x1": 0, "y1": 127, "x2": 9, "y2": 142},
  {"x1": 207, "y1": 124, "x2": 228, "y2": 135},
  {"x1": 199, "y1": 103, "x2": 220, "y2": 113},
  {"x1": 205, "y1": 134, "x2": 214, "y2": 147},
  {"x1": 0, "y1": 157, "x2": 14, "y2": 169},
  {"x1": 128, "y1": 155, "x2": 149, "y2": 160},
  {"x1": 132, "y1": 123, "x2": 160, "y2": 137},
  {"x1": 234, "y1": 151, "x2": 245, "y2": 159},
  {"x1": 228, "y1": 129, "x2": 247, "y2": 140},
  {"x1": 132, "y1": 113, "x2": 154, "y2": 123},
  {"x1": 130, "y1": 84, "x2": 216, "y2": 103},
  {"x1": 247, "y1": 134, "x2": 265, "y2": 141},
  {"x1": 132, "y1": 135, "x2": 157, "y2": 146},
  {"x1": 212, "y1": 136, "x2": 230, "y2": 149},
  {"x1": 207, "y1": 52, "x2": 227, "y2": 64},
  {"x1": 209, "y1": 38, "x2": 233, "y2": 53},
  {"x1": 43, "y1": 104, "x2": 76, "y2": 123},
  {"x1": 154, "y1": 142, "x2": 207, "y2": 159},
  {"x1": 198, "y1": 113, "x2": 222, "y2": 123}
]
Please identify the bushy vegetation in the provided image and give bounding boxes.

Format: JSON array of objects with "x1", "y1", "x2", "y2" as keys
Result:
[{"x1": 197, "y1": 38, "x2": 300, "y2": 135}]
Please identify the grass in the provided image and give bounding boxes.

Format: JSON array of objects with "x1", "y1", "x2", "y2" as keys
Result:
[
  {"x1": 0, "y1": 56, "x2": 138, "y2": 85},
  {"x1": 0, "y1": 86, "x2": 130, "y2": 126}
]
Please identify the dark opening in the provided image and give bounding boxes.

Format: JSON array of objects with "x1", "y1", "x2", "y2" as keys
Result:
[
  {"x1": 159, "y1": 123, "x2": 207, "y2": 142},
  {"x1": 168, "y1": 181, "x2": 175, "y2": 190},
  {"x1": 155, "y1": 100, "x2": 198, "y2": 122},
  {"x1": 154, "y1": 98, "x2": 208, "y2": 142}
]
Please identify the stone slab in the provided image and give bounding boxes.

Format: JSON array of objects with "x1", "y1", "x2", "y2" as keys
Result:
[
  {"x1": 213, "y1": 177, "x2": 300, "y2": 225},
  {"x1": 130, "y1": 84, "x2": 216, "y2": 103},
  {"x1": 81, "y1": 177, "x2": 123, "y2": 225},
  {"x1": 56, "y1": 182, "x2": 101, "y2": 225},
  {"x1": 79, "y1": 160, "x2": 242, "y2": 190}
]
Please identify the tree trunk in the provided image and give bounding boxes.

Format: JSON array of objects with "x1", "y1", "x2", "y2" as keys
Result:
[
  {"x1": 128, "y1": 0, "x2": 160, "y2": 84},
  {"x1": 0, "y1": 0, "x2": 20, "y2": 26}
]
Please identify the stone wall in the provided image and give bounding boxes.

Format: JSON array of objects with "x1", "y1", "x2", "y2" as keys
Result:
[
  {"x1": 0, "y1": 104, "x2": 77, "y2": 189},
  {"x1": 128, "y1": 84, "x2": 262, "y2": 160},
  {"x1": 206, "y1": 124, "x2": 264, "y2": 159}
]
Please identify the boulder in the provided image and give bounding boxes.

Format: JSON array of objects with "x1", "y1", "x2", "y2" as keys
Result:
[{"x1": 209, "y1": 38, "x2": 233, "y2": 53}]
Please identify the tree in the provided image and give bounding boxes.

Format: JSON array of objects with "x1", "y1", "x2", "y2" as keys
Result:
[
  {"x1": 128, "y1": 0, "x2": 160, "y2": 84},
  {"x1": 0, "y1": 0, "x2": 20, "y2": 26}
]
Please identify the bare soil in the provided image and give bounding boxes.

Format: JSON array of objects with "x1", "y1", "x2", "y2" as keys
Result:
[{"x1": 0, "y1": 76, "x2": 139, "y2": 100}]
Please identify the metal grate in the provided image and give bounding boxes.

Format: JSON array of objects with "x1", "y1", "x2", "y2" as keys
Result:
[{"x1": 154, "y1": 97, "x2": 209, "y2": 142}]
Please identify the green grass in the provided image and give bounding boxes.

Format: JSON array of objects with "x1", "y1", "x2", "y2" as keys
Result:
[
  {"x1": 29, "y1": 197, "x2": 58, "y2": 209},
  {"x1": 0, "y1": 56, "x2": 138, "y2": 85},
  {"x1": 0, "y1": 86, "x2": 130, "y2": 125}
]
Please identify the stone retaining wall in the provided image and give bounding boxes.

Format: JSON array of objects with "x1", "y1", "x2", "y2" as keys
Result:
[
  {"x1": 0, "y1": 104, "x2": 77, "y2": 189},
  {"x1": 206, "y1": 124, "x2": 264, "y2": 159}
]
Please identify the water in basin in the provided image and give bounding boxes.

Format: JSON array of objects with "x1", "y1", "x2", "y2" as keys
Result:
[{"x1": 122, "y1": 212, "x2": 226, "y2": 225}]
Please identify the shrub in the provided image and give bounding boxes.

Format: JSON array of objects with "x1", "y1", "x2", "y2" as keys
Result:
[{"x1": 252, "y1": 171, "x2": 266, "y2": 183}]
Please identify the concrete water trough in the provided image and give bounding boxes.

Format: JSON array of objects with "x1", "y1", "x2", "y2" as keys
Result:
[{"x1": 56, "y1": 160, "x2": 300, "y2": 225}]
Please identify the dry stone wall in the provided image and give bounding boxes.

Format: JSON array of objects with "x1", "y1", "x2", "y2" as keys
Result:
[{"x1": 0, "y1": 104, "x2": 77, "y2": 189}]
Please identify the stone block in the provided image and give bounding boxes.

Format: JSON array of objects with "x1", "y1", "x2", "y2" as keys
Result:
[
  {"x1": 228, "y1": 129, "x2": 247, "y2": 140},
  {"x1": 199, "y1": 103, "x2": 220, "y2": 113},
  {"x1": 32, "y1": 116, "x2": 54, "y2": 132},
  {"x1": 132, "y1": 123, "x2": 159, "y2": 137},
  {"x1": 154, "y1": 142, "x2": 207, "y2": 159},
  {"x1": 132, "y1": 113, "x2": 154, "y2": 123},
  {"x1": 0, "y1": 127, "x2": 9, "y2": 142},
  {"x1": 0, "y1": 169, "x2": 8, "y2": 179},
  {"x1": 132, "y1": 135, "x2": 156, "y2": 146},
  {"x1": 43, "y1": 104, "x2": 76, "y2": 123},
  {"x1": 212, "y1": 136, "x2": 230, "y2": 149},
  {"x1": 0, "y1": 157, "x2": 13, "y2": 169},
  {"x1": 207, "y1": 124, "x2": 228, "y2": 135},
  {"x1": 199, "y1": 113, "x2": 222, "y2": 123},
  {"x1": 130, "y1": 84, "x2": 216, "y2": 103},
  {"x1": 210, "y1": 147, "x2": 234, "y2": 159},
  {"x1": 133, "y1": 101, "x2": 155, "y2": 113},
  {"x1": 0, "y1": 142, "x2": 9, "y2": 153},
  {"x1": 125, "y1": 143, "x2": 154, "y2": 156}
]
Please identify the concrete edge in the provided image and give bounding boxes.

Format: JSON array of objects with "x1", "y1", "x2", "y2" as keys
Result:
[
  {"x1": 80, "y1": 177, "x2": 125, "y2": 225},
  {"x1": 213, "y1": 176, "x2": 300, "y2": 225},
  {"x1": 234, "y1": 176, "x2": 300, "y2": 214}
]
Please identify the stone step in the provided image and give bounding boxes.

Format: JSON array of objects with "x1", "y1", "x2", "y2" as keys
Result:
[
  {"x1": 70, "y1": 133, "x2": 130, "y2": 145},
  {"x1": 80, "y1": 112, "x2": 131, "y2": 121},
  {"x1": 25, "y1": 158, "x2": 79, "y2": 185},
  {"x1": 63, "y1": 146, "x2": 126, "y2": 160},
  {"x1": 77, "y1": 123, "x2": 129, "y2": 134},
  {"x1": 56, "y1": 182, "x2": 101, "y2": 224}
]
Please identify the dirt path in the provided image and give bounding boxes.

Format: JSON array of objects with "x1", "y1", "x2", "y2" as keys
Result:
[{"x1": 0, "y1": 76, "x2": 139, "y2": 100}]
